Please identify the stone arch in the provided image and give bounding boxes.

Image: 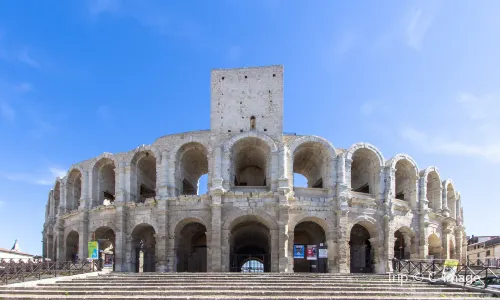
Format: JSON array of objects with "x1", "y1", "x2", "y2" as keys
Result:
[
  {"x1": 393, "y1": 226, "x2": 416, "y2": 260},
  {"x1": 89, "y1": 222, "x2": 117, "y2": 235},
  {"x1": 288, "y1": 136, "x2": 337, "y2": 189},
  {"x1": 65, "y1": 230, "x2": 79, "y2": 262},
  {"x1": 421, "y1": 167, "x2": 442, "y2": 212},
  {"x1": 346, "y1": 143, "x2": 385, "y2": 196},
  {"x1": 388, "y1": 154, "x2": 419, "y2": 206},
  {"x1": 349, "y1": 216, "x2": 381, "y2": 238},
  {"x1": 443, "y1": 179, "x2": 457, "y2": 219},
  {"x1": 130, "y1": 150, "x2": 157, "y2": 203},
  {"x1": 224, "y1": 131, "x2": 278, "y2": 153},
  {"x1": 173, "y1": 142, "x2": 209, "y2": 196},
  {"x1": 91, "y1": 154, "x2": 117, "y2": 207},
  {"x1": 65, "y1": 168, "x2": 82, "y2": 212},
  {"x1": 290, "y1": 216, "x2": 331, "y2": 235},
  {"x1": 223, "y1": 210, "x2": 278, "y2": 231},
  {"x1": 173, "y1": 217, "x2": 210, "y2": 236},
  {"x1": 428, "y1": 233, "x2": 442, "y2": 259},
  {"x1": 131, "y1": 223, "x2": 156, "y2": 272}
]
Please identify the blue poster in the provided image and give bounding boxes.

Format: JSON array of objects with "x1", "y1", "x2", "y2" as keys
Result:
[{"x1": 294, "y1": 245, "x2": 305, "y2": 258}]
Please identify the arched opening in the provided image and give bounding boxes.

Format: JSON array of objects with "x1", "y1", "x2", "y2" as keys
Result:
[
  {"x1": 175, "y1": 143, "x2": 208, "y2": 196},
  {"x1": 292, "y1": 142, "x2": 329, "y2": 189},
  {"x1": 447, "y1": 184, "x2": 457, "y2": 219},
  {"x1": 66, "y1": 170, "x2": 82, "y2": 212},
  {"x1": 230, "y1": 218, "x2": 270, "y2": 272},
  {"x1": 232, "y1": 137, "x2": 270, "y2": 187},
  {"x1": 94, "y1": 226, "x2": 115, "y2": 270},
  {"x1": 394, "y1": 160, "x2": 415, "y2": 201},
  {"x1": 92, "y1": 158, "x2": 116, "y2": 207},
  {"x1": 65, "y1": 231, "x2": 79, "y2": 262},
  {"x1": 197, "y1": 174, "x2": 209, "y2": 195},
  {"x1": 394, "y1": 229, "x2": 413, "y2": 260},
  {"x1": 131, "y1": 151, "x2": 156, "y2": 203},
  {"x1": 53, "y1": 182, "x2": 60, "y2": 215},
  {"x1": 293, "y1": 221, "x2": 327, "y2": 273},
  {"x1": 351, "y1": 149, "x2": 380, "y2": 195},
  {"x1": 349, "y1": 224, "x2": 372, "y2": 273},
  {"x1": 426, "y1": 171, "x2": 441, "y2": 211},
  {"x1": 131, "y1": 224, "x2": 156, "y2": 272},
  {"x1": 176, "y1": 222, "x2": 207, "y2": 272},
  {"x1": 428, "y1": 233, "x2": 441, "y2": 259}
]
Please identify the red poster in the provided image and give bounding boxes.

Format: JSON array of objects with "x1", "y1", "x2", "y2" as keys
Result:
[{"x1": 306, "y1": 245, "x2": 317, "y2": 260}]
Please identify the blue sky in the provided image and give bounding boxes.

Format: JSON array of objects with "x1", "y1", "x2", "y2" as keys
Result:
[{"x1": 1, "y1": 0, "x2": 499, "y2": 255}]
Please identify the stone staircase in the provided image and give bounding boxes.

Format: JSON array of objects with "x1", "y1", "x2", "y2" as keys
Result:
[{"x1": 0, "y1": 273, "x2": 495, "y2": 299}]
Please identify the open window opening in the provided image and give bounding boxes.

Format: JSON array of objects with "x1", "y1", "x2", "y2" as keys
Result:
[
  {"x1": 131, "y1": 151, "x2": 157, "y2": 203},
  {"x1": 66, "y1": 170, "x2": 82, "y2": 212},
  {"x1": 92, "y1": 158, "x2": 116, "y2": 207},
  {"x1": 395, "y1": 159, "x2": 415, "y2": 201},
  {"x1": 351, "y1": 149, "x2": 379, "y2": 195},
  {"x1": 426, "y1": 171, "x2": 441, "y2": 211},
  {"x1": 231, "y1": 137, "x2": 270, "y2": 187},
  {"x1": 176, "y1": 143, "x2": 208, "y2": 196}
]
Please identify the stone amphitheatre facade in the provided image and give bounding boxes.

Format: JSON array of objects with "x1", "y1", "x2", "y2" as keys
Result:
[{"x1": 42, "y1": 65, "x2": 466, "y2": 274}]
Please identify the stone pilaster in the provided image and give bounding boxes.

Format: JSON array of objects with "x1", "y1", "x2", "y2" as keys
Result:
[
  {"x1": 114, "y1": 205, "x2": 128, "y2": 271},
  {"x1": 270, "y1": 229, "x2": 279, "y2": 272},
  {"x1": 210, "y1": 178, "x2": 225, "y2": 272},
  {"x1": 278, "y1": 199, "x2": 289, "y2": 273},
  {"x1": 56, "y1": 219, "x2": 65, "y2": 262},
  {"x1": 337, "y1": 209, "x2": 349, "y2": 273},
  {"x1": 78, "y1": 211, "x2": 89, "y2": 260},
  {"x1": 326, "y1": 229, "x2": 336, "y2": 273},
  {"x1": 154, "y1": 198, "x2": 168, "y2": 272},
  {"x1": 287, "y1": 230, "x2": 294, "y2": 272},
  {"x1": 384, "y1": 216, "x2": 394, "y2": 273}
]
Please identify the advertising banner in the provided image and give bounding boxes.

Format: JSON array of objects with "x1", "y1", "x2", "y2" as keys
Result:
[
  {"x1": 294, "y1": 245, "x2": 305, "y2": 258},
  {"x1": 306, "y1": 245, "x2": 317, "y2": 260},
  {"x1": 88, "y1": 241, "x2": 99, "y2": 259},
  {"x1": 318, "y1": 248, "x2": 328, "y2": 258}
]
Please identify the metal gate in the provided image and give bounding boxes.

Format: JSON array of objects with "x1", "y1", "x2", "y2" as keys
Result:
[{"x1": 230, "y1": 254, "x2": 268, "y2": 272}]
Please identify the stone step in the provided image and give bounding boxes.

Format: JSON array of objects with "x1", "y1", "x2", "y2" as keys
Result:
[
  {"x1": 33, "y1": 282, "x2": 432, "y2": 287},
  {"x1": 0, "y1": 295, "x2": 492, "y2": 299},
  {"x1": 0, "y1": 285, "x2": 463, "y2": 292},
  {"x1": 0, "y1": 289, "x2": 490, "y2": 297}
]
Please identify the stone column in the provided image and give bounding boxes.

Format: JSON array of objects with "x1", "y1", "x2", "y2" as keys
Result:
[
  {"x1": 384, "y1": 216, "x2": 394, "y2": 273},
  {"x1": 337, "y1": 210, "x2": 349, "y2": 273},
  {"x1": 221, "y1": 229, "x2": 230, "y2": 272},
  {"x1": 455, "y1": 228, "x2": 463, "y2": 261},
  {"x1": 59, "y1": 183, "x2": 67, "y2": 215},
  {"x1": 157, "y1": 151, "x2": 169, "y2": 199},
  {"x1": 326, "y1": 229, "x2": 336, "y2": 273},
  {"x1": 56, "y1": 220, "x2": 65, "y2": 262},
  {"x1": 442, "y1": 229, "x2": 450, "y2": 259},
  {"x1": 419, "y1": 177, "x2": 429, "y2": 259},
  {"x1": 287, "y1": 230, "x2": 294, "y2": 273},
  {"x1": 167, "y1": 155, "x2": 176, "y2": 196},
  {"x1": 114, "y1": 205, "x2": 128, "y2": 271},
  {"x1": 210, "y1": 200, "x2": 222, "y2": 272},
  {"x1": 166, "y1": 229, "x2": 176, "y2": 272},
  {"x1": 78, "y1": 212, "x2": 89, "y2": 261},
  {"x1": 79, "y1": 171, "x2": 90, "y2": 210},
  {"x1": 270, "y1": 229, "x2": 279, "y2": 272},
  {"x1": 278, "y1": 204, "x2": 289, "y2": 273},
  {"x1": 441, "y1": 187, "x2": 450, "y2": 217},
  {"x1": 154, "y1": 198, "x2": 168, "y2": 272},
  {"x1": 344, "y1": 158, "x2": 352, "y2": 190}
]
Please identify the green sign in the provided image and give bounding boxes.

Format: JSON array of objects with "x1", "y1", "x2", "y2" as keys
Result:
[{"x1": 88, "y1": 241, "x2": 99, "y2": 259}]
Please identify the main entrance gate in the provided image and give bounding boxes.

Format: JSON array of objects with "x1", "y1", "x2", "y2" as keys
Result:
[{"x1": 230, "y1": 220, "x2": 270, "y2": 272}]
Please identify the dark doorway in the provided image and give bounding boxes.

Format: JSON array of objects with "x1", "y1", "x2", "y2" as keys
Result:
[
  {"x1": 176, "y1": 222, "x2": 207, "y2": 272},
  {"x1": 349, "y1": 224, "x2": 372, "y2": 273},
  {"x1": 293, "y1": 221, "x2": 328, "y2": 273},
  {"x1": 230, "y1": 220, "x2": 270, "y2": 272},
  {"x1": 394, "y1": 230, "x2": 406, "y2": 260},
  {"x1": 131, "y1": 224, "x2": 156, "y2": 272}
]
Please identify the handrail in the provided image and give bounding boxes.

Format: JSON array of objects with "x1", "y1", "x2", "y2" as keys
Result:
[
  {"x1": 0, "y1": 259, "x2": 98, "y2": 285},
  {"x1": 392, "y1": 258, "x2": 500, "y2": 289}
]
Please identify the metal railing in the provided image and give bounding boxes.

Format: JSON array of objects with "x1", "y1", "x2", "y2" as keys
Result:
[
  {"x1": 392, "y1": 258, "x2": 500, "y2": 289},
  {"x1": 0, "y1": 259, "x2": 98, "y2": 285}
]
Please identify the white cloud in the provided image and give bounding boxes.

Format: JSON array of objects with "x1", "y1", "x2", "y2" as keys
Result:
[
  {"x1": 400, "y1": 127, "x2": 500, "y2": 163},
  {"x1": 399, "y1": 92, "x2": 500, "y2": 164},
  {"x1": 0, "y1": 166, "x2": 67, "y2": 186},
  {"x1": 17, "y1": 48, "x2": 41, "y2": 69},
  {"x1": 404, "y1": 8, "x2": 434, "y2": 51}
]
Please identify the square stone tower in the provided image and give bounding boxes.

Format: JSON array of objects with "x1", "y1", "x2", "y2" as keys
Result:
[{"x1": 210, "y1": 65, "x2": 284, "y2": 140}]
